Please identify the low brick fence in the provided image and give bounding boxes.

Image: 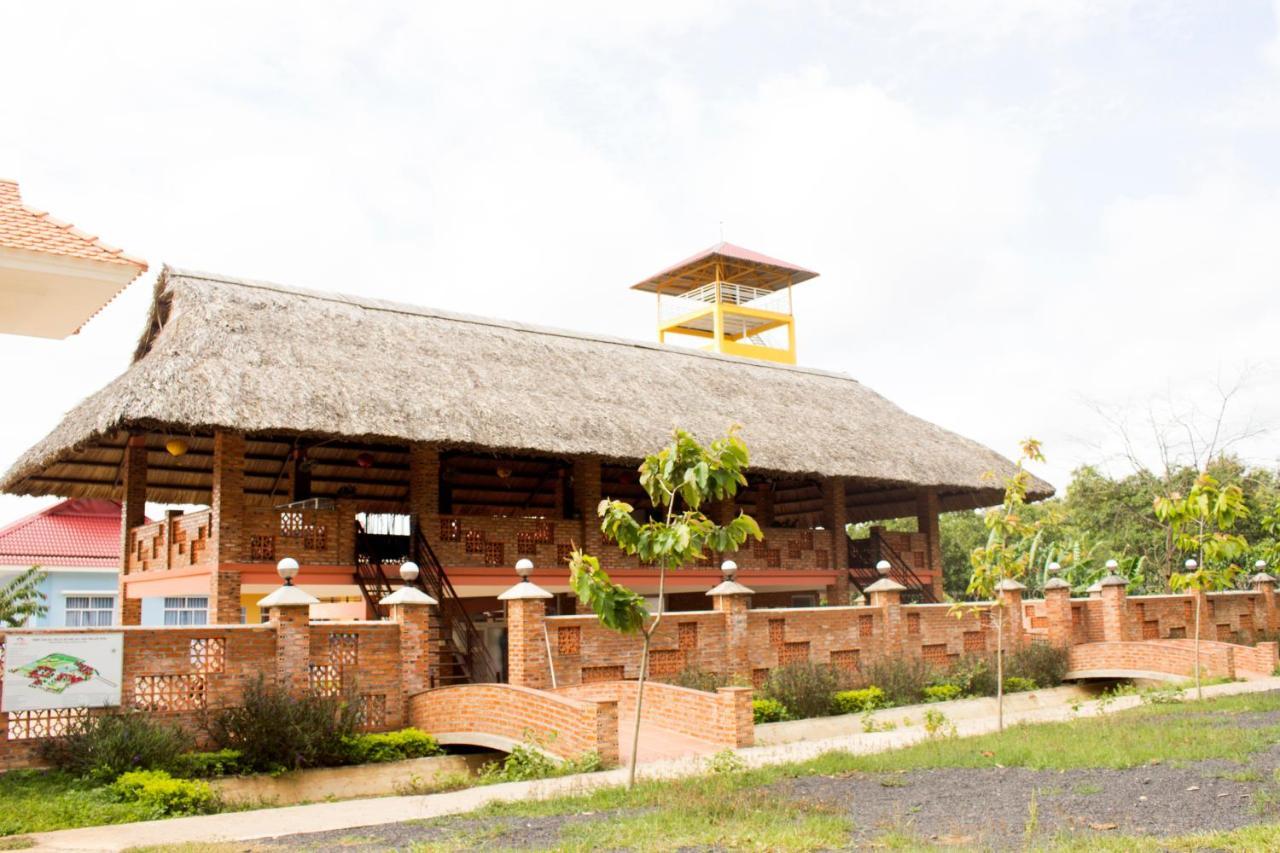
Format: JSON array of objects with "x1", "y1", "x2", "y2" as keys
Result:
[
  {"x1": 408, "y1": 683, "x2": 619, "y2": 765},
  {"x1": 1066, "y1": 639, "x2": 1279, "y2": 681},
  {"x1": 507, "y1": 574, "x2": 1280, "y2": 692},
  {"x1": 0, "y1": 598, "x2": 436, "y2": 772},
  {"x1": 553, "y1": 680, "x2": 753, "y2": 749}
]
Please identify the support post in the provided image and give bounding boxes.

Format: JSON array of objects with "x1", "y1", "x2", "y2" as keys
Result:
[
  {"x1": 997, "y1": 579, "x2": 1026, "y2": 650},
  {"x1": 823, "y1": 477, "x2": 849, "y2": 572},
  {"x1": 1099, "y1": 574, "x2": 1128, "y2": 643},
  {"x1": 387, "y1": 589, "x2": 439, "y2": 726},
  {"x1": 210, "y1": 431, "x2": 246, "y2": 624},
  {"x1": 915, "y1": 488, "x2": 944, "y2": 601},
  {"x1": 1043, "y1": 578, "x2": 1073, "y2": 647},
  {"x1": 708, "y1": 577, "x2": 754, "y2": 683},
  {"x1": 1252, "y1": 572, "x2": 1278, "y2": 634},
  {"x1": 117, "y1": 435, "x2": 147, "y2": 626},
  {"x1": 500, "y1": 578, "x2": 553, "y2": 689},
  {"x1": 573, "y1": 457, "x2": 603, "y2": 555},
  {"x1": 270, "y1": 603, "x2": 313, "y2": 696},
  {"x1": 409, "y1": 444, "x2": 441, "y2": 530}
]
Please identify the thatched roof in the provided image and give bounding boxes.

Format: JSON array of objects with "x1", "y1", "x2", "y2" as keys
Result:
[{"x1": 0, "y1": 268, "x2": 1053, "y2": 511}]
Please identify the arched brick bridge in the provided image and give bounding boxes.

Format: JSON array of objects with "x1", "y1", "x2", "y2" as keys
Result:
[
  {"x1": 1065, "y1": 639, "x2": 1278, "y2": 683},
  {"x1": 408, "y1": 680, "x2": 753, "y2": 766}
]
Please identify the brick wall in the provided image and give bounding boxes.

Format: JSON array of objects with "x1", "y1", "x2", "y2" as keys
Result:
[
  {"x1": 544, "y1": 611, "x2": 728, "y2": 685},
  {"x1": 552, "y1": 680, "x2": 753, "y2": 749},
  {"x1": 0, "y1": 603, "x2": 435, "y2": 771}
]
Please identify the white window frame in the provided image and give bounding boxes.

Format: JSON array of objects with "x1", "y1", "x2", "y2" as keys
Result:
[
  {"x1": 63, "y1": 592, "x2": 116, "y2": 627},
  {"x1": 163, "y1": 595, "x2": 209, "y2": 626}
]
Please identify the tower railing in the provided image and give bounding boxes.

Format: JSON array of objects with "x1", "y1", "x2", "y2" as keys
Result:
[{"x1": 658, "y1": 281, "x2": 789, "y2": 323}]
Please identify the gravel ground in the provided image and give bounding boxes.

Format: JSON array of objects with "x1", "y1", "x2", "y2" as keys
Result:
[{"x1": 253, "y1": 710, "x2": 1280, "y2": 851}]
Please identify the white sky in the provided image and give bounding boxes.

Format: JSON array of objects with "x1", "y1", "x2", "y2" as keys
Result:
[{"x1": 1, "y1": 1, "x2": 1278, "y2": 528}]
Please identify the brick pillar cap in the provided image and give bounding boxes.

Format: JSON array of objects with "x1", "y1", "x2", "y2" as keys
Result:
[
  {"x1": 380, "y1": 586, "x2": 437, "y2": 606},
  {"x1": 1099, "y1": 574, "x2": 1128, "y2": 588},
  {"x1": 1043, "y1": 578, "x2": 1072, "y2": 590},
  {"x1": 707, "y1": 580, "x2": 755, "y2": 597},
  {"x1": 259, "y1": 584, "x2": 320, "y2": 607},
  {"x1": 716, "y1": 685, "x2": 753, "y2": 694},
  {"x1": 1251, "y1": 572, "x2": 1277, "y2": 585},
  {"x1": 498, "y1": 580, "x2": 553, "y2": 600},
  {"x1": 996, "y1": 578, "x2": 1027, "y2": 591},
  {"x1": 864, "y1": 577, "x2": 907, "y2": 593}
]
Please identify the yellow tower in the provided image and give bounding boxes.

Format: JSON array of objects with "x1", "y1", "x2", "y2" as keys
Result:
[{"x1": 631, "y1": 242, "x2": 818, "y2": 365}]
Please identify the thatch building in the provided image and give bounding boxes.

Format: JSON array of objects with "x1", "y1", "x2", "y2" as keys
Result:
[{"x1": 1, "y1": 252, "x2": 1051, "y2": 681}]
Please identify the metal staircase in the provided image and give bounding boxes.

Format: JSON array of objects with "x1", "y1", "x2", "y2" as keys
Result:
[
  {"x1": 848, "y1": 531, "x2": 937, "y2": 603},
  {"x1": 352, "y1": 521, "x2": 498, "y2": 685}
]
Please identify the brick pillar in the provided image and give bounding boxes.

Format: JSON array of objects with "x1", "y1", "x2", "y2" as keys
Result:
[
  {"x1": 1043, "y1": 579, "x2": 1073, "y2": 647},
  {"x1": 825, "y1": 573, "x2": 851, "y2": 607},
  {"x1": 269, "y1": 603, "x2": 313, "y2": 696},
  {"x1": 915, "y1": 488, "x2": 944, "y2": 601},
  {"x1": 1099, "y1": 575, "x2": 1128, "y2": 643},
  {"x1": 390, "y1": 596, "x2": 439, "y2": 722},
  {"x1": 1252, "y1": 573, "x2": 1277, "y2": 633},
  {"x1": 210, "y1": 431, "x2": 246, "y2": 624},
  {"x1": 117, "y1": 435, "x2": 148, "y2": 625},
  {"x1": 709, "y1": 579, "x2": 753, "y2": 682},
  {"x1": 500, "y1": 579, "x2": 552, "y2": 689},
  {"x1": 209, "y1": 571, "x2": 242, "y2": 624},
  {"x1": 409, "y1": 444, "x2": 441, "y2": 532},
  {"x1": 866, "y1": 578, "x2": 905, "y2": 653},
  {"x1": 573, "y1": 457, "x2": 603, "y2": 555},
  {"x1": 715, "y1": 686, "x2": 755, "y2": 748},
  {"x1": 823, "y1": 476, "x2": 849, "y2": 571},
  {"x1": 997, "y1": 579, "x2": 1026, "y2": 650},
  {"x1": 591, "y1": 699, "x2": 620, "y2": 767}
]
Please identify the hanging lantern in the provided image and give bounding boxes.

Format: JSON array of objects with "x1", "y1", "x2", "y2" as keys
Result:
[
  {"x1": 165, "y1": 438, "x2": 189, "y2": 457},
  {"x1": 496, "y1": 466, "x2": 512, "y2": 479},
  {"x1": 356, "y1": 452, "x2": 374, "y2": 469}
]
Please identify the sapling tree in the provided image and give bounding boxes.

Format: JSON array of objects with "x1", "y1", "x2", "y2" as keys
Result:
[
  {"x1": 0, "y1": 566, "x2": 47, "y2": 627},
  {"x1": 1154, "y1": 473, "x2": 1249, "y2": 699},
  {"x1": 567, "y1": 427, "x2": 762, "y2": 788},
  {"x1": 959, "y1": 439, "x2": 1044, "y2": 732}
]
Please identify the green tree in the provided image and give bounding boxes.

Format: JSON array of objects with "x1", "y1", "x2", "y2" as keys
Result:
[
  {"x1": 960, "y1": 439, "x2": 1044, "y2": 731},
  {"x1": 568, "y1": 428, "x2": 762, "y2": 788},
  {"x1": 1154, "y1": 473, "x2": 1250, "y2": 699},
  {"x1": 0, "y1": 566, "x2": 48, "y2": 627}
]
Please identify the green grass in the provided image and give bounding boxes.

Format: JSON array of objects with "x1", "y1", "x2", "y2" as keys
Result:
[{"x1": 0, "y1": 770, "x2": 159, "y2": 837}]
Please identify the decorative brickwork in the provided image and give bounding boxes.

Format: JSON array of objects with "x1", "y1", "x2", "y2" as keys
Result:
[
  {"x1": 921, "y1": 643, "x2": 949, "y2": 666},
  {"x1": 556, "y1": 544, "x2": 574, "y2": 565},
  {"x1": 482, "y1": 542, "x2": 505, "y2": 567},
  {"x1": 329, "y1": 632, "x2": 359, "y2": 666},
  {"x1": 582, "y1": 665, "x2": 624, "y2": 683},
  {"x1": 189, "y1": 638, "x2": 225, "y2": 673},
  {"x1": 134, "y1": 674, "x2": 207, "y2": 711},
  {"x1": 779, "y1": 641, "x2": 810, "y2": 664},
  {"x1": 767, "y1": 618, "x2": 785, "y2": 646},
  {"x1": 678, "y1": 622, "x2": 698, "y2": 652},
  {"x1": 516, "y1": 531, "x2": 538, "y2": 555},
  {"x1": 440, "y1": 518, "x2": 462, "y2": 542},
  {"x1": 649, "y1": 649, "x2": 684, "y2": 677},
  {"x1": 358, "y1": 694, "x2": 387, "y2": 730},
  {"x1": 309, "y1": 663, "x2": 342, "y2": 697},
  {"x1": 249, "y1": 535, "x2": 275, "y2": 561},
  {"x1": 831, "y1": 649, "x2": 860, "y2": 673},
  {"x1": 557, "y1": 626, "x2": 581, "y2": 655},
  {"x1": 7, "y1": 708, "x2": 88, "y2": 740},
  {"x1": 464, "y1": 529, "x2": 484, "y2": 554},
  {"x1": 858, "y1": 614, "x2": 874, "y2": 637},
  {"x1": 963, "y1": 631, "x2": 986, "y2": 652},
  {"x1": 533, "y1": 521, "x2": 555, "y2": 544}
]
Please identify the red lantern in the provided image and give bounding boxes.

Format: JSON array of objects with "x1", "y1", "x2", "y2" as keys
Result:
[{"x1": 356, "y1": 452, "x2": 374, "y2": 469}]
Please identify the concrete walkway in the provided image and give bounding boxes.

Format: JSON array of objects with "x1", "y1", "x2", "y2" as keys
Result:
[{"x1": 23, "y1": 677, "x2": 1280, "y2": 852}]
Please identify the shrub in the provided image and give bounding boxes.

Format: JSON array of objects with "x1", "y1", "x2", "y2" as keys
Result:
[
  {"x1": 940, "y1": 654, "x2": 996, "y2": 697},
  {"x1": 204, "y1": 675, "x2": 360, "y2": 772},
  {"x1": 110, "y1": 770, "x2": 218, "y2": 817},
  {"x1": 170, "y1": 749, "x2": 244, "y2": 779},
  {"x1": 478, "y1": 744, "x2": 602, "y2": 783},
  {"x1": 832, "y1": 686, "x2": 887, "y2": 714},
  {"x1": 668, "y1": 666, "x2": 730, "y2": 693},
  {"x1": 1007, "y1": 642, "x2": 1068, "y2": 688},
  {"x1": 1004, "y1": 676, "x2": 1037, "y2": 693},
  {"x1": 760, "y1": 662, "x2": 837, "y2": 719},
  {"x1": 863, "y1": 658, "x2": 936, "y2": 706},
  {"x1": 751, "y1": 698, "x2": 791, "y2": 723},
  {"x1": 342, "y1": 729, "x2": 441, "y2": 764},
  {"x1": 923, "y1": 684, "x2": 963, "y2": 703},
  {"x1": 36, "y1": 712, "x2": 186, "y2": 783}
]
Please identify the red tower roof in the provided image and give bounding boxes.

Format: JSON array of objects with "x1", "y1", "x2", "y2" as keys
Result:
[
  {"x1": 0, "y1": 499, "x2": 130, "y2": 568},
  {"x1": 630, "y1": 241, "x2": 818, "y2": 294}
]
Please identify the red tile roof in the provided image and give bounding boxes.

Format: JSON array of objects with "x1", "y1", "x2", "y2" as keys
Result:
[
  {"x1": 0, "y1": 499, "x2": 131, "y2": 568},
  {"x1": 0, "y1": 179, "x2": 147, "y2": 270},
  {"x1": 630, "y1": 241, "x2": 818, "y2": 293}
]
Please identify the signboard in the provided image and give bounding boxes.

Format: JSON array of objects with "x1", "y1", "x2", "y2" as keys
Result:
[{"x1": 2, "y1": 633, "x2": 123, "y2": 711}]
